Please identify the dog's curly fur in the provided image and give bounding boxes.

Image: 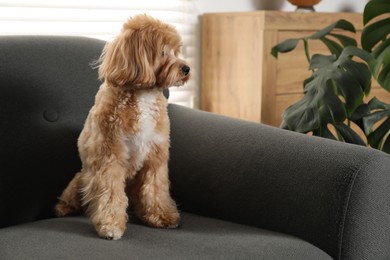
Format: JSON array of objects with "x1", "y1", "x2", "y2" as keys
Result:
[{"x1": 54, "y1": 14, "x2": 190, "y2": 240}]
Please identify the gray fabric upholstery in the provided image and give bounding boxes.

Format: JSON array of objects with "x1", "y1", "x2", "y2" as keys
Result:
[
  {"x1": 1, "y1": 35, "x2": 389, "y2": 259},
  {"x1": 0, "y1": 36, "x2": 104, "y2": 227},
  {"x1": 167, "y1": 105, "x2": 390, "y2": 260},
  {"x1": 0, "y1": 213, "x2": 330, "y2": 260}
]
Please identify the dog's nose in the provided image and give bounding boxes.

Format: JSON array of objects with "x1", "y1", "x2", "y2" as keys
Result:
[{"x1": 181, "y1": 65, "x2": 190, "y2": 76}]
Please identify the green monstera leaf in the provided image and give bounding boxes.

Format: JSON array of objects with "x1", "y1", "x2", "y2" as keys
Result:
[
  {"x1": 281, "y1": 46, "x2": 372, "y2": 146},
  {"x1": 272, "y1": 0, "x2": 390, "y2": 153},
  {"x1": 362, "y1": 0, "x2": 390, "y2": 92},
  {"x1": 271, "y1": 19, "x2": 357, "y2": 63},
  {"x1": 363, "y1": 97, "x2": 390, "y2": 152}
]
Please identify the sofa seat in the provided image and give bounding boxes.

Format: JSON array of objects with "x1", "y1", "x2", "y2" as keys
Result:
[{"x1": 0, "y1": 212, "x2": 331, "y2": 260}]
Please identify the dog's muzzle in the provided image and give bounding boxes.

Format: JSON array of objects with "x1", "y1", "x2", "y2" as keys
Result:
[{"x1": 181, "y1": 65, "x2": 190, "y2": 76}]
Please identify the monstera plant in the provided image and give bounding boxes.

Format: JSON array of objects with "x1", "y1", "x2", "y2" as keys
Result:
[{"x1": 271, "y1": 0, "x2": 390, "y2": 154}]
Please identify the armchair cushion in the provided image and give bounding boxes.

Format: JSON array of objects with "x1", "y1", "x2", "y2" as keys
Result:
[{"x1": 0, "y1": 213, "x2": 331, "y2": 260}]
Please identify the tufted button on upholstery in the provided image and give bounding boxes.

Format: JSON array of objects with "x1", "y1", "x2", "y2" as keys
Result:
[{"x1": 43, "y1": 108, "x2": 59, "y2": 122}]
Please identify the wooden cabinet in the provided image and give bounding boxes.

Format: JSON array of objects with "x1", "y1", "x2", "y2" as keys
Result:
[{"x1": 201, "y1": 11, "x2": 390, "y2": 127}]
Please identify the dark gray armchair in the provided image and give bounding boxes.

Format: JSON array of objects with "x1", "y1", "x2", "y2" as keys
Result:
[{"x1": 1, "y1": 36, "x2": 390, "y2": 260}]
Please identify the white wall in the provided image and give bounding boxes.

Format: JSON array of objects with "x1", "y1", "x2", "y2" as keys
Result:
[{"x1": 197, "y1": 0, "x2": 369, "y2": 13}]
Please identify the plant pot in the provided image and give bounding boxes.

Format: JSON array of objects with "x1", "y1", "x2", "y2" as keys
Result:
[{"x1": 287, "y1": 0, "x2": 321, "y2": 12}]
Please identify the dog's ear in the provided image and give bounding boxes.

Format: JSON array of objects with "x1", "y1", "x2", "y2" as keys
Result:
[{"x1": 97, "y1": 29, "x2": 156, "y2": 88}]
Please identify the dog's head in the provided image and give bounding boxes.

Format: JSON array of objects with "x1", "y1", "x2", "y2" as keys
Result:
[{"x1": 97, "y1": 14, "x2": 190, "y2": 89}]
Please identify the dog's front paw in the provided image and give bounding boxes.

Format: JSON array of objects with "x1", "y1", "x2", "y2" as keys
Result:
[
  {"x1": 96, "y1": 224, "x2": 126, "y2": 240},
  {"x1": 92, "y1": 214, "x2": 128, "y2": 240}
]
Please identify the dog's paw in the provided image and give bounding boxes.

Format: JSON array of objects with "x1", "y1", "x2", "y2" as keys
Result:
[
  {"x1": 96, "y1": 225, "x2": 126, "y2": 240},
  {"x1": 54, "y1": 201, "x2": 80, "y2": 217},
  {"x1": 143, "y1": 210, "x2": 181, "y2": 229}
]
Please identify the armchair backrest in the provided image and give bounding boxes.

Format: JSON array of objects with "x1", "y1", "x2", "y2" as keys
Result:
[{"x1": 0, "y1": 36, "x2": 105, "y2": 227}]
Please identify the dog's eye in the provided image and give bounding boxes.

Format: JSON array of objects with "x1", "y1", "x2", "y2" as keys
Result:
[{"x1": 161, "y1": 50, "x2": 165, "y2": 57}]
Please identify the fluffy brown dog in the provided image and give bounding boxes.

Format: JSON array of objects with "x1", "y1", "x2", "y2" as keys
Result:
[{"x1": 55, "y1": 14, "x2": 190, "y2": 240}]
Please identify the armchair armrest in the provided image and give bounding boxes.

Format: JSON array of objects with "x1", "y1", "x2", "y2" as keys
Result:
[{"x1": 168, "y1": 104, "x2": 390, "y2": 260}]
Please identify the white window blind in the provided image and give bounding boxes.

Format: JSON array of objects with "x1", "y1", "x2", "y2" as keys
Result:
[{"x1": 0, "y1": 0, "x2": 199, "y2": 108}]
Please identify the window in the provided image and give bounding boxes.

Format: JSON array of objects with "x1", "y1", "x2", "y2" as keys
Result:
[{"x1": 0, "y1": 0, "x2": 199, "y2": 108}]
